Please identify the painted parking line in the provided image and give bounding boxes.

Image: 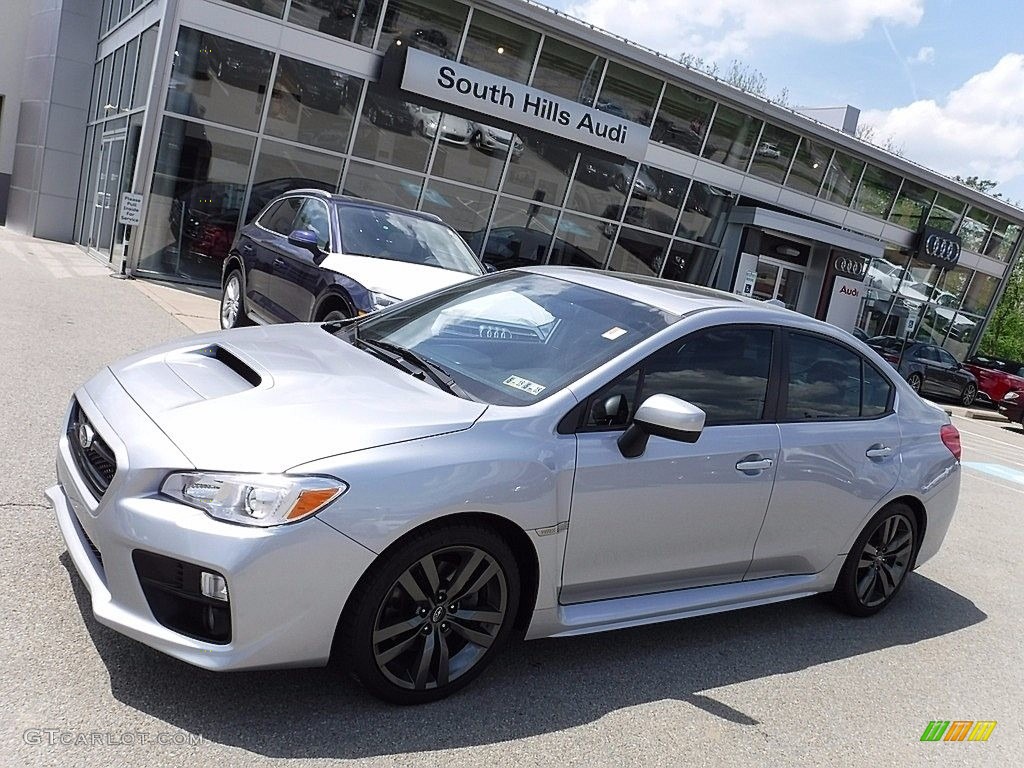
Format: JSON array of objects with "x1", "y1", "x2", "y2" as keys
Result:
[{"x1": 962, "y1": 461, "x2": 1024, "y2": 487}]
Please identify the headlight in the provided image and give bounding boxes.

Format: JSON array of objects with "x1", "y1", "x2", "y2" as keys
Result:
[
  {"x1": 1005, "y1": 391, "x2": 1020, "y2": 401},
  {"x1": 370, "y1": 291, "x2": 400, "y2": 310},
  {"x1": 162, "y1": 473, "x2": 346, "y2": 527}
]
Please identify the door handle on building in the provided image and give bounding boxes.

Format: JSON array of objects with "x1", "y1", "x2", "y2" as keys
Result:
[{"x1": 865, "y1": 444, "x2": 893, "y2": 459}]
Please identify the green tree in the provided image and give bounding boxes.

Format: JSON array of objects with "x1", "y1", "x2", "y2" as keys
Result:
[
  {"x1": 954, "y1": 175, "x2": 1001, "y2": 197},
  {"x1": 979, "y1": 258, "x2": 1024, "y2": 359}
]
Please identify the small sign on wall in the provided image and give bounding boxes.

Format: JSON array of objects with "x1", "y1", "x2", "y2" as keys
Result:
[
  {"x1": 118, "y1": 193, "x2": 143, "y2": 226},
  {"x1": 825, "y1": 276, "x2": 865, "y2": 330}
]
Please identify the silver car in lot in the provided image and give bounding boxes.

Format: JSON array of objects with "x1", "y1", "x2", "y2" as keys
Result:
[{"x1": 48, "y1": 268, "x2": 962, "y2": 703}]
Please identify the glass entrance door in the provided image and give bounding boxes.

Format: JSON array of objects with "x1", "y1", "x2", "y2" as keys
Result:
[
  {"x1": 87, "y1": 135, "x2": 125, "y2": 261},
  {"x1": 751, "y1": 257, "x2": 805, "y2": 310}
]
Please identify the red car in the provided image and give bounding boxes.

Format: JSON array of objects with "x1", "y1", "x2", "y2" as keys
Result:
[{"x1": 963, "y1": 355, "x2": 1024, "y2": 404}]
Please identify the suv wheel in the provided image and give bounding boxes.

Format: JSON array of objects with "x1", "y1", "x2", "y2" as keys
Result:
[{"x1": 220, "y1": 270, "x2": 251, "y2": 329}]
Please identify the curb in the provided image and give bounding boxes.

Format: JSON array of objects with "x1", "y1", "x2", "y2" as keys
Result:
[{"x1": 966, "y1": 409, "x2": 1010, "y2": 423}]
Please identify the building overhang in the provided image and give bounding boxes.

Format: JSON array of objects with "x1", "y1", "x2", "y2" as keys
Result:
[{"x1": 730, "y1": 206, "x2": 885, "y2": 260}]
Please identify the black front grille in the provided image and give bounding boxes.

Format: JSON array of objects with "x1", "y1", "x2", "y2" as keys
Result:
[
  {"x1": 69, "y1": 505, "x2": 104, "y2": 574},
  {"x1": 67, "y1": 400, "x2": 117, "y2": 500}
]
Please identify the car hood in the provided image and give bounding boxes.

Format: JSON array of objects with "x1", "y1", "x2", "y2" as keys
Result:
[
  {"x1": 105, "y1": 324, "x2": 488, "y2": 473},
  {"x1": 319, "y1": 253, "x2": 478, "y2": 301}
]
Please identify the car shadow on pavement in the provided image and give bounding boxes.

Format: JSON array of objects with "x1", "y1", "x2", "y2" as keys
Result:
[{"x1": 60, "y1": 553, "x2": 984, "y2": 758}]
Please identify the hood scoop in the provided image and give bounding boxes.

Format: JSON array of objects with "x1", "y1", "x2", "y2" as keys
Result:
[{"x1": 164, "y1": 344, "x2": 265, "y2": 400}]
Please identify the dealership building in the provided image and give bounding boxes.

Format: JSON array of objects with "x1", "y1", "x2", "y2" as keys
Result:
[{"x1": 2, "y1": 0, "x2": 1023, "y2": 358}]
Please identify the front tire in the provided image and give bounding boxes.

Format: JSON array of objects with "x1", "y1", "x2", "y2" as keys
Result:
[
  {"x1": 961, "y1": 383, "x2": 977, "y2": 406},
  {"x1": 339, "y1": 522, "x2": 520, "y2": 704},
  {"x1": 832, "y1": 503, "x2": 918, "y2": 617},
  {"x1": 220, "y1": 270, "x2": 250, "y2": 329}
]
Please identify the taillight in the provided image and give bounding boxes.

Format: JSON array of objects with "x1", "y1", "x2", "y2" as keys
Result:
[{"x1": 940, "y1": 424, "x2": 961, "y2": 461}]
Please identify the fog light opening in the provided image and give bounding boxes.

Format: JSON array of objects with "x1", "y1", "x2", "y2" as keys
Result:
[{"x1": 200, "y1": 571, "x2": 229, "y2": 602}]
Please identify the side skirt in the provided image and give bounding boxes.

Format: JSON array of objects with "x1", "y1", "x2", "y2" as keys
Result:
[{"x1": 525, "y1": 556, "x2": 845, "y2": 640}]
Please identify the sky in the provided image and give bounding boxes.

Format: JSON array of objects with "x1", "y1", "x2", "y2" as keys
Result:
[{"x1": 544, "y1": 0, "x2": 1024, "y2": 205}]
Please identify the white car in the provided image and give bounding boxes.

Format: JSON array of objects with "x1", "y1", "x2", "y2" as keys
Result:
[{"x1": 410, "y1": 107, "x2": 473, "y2": 144}]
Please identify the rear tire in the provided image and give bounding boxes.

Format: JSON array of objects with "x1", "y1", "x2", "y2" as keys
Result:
[
  {"x1": 907, "y1": 372, "x2": 923, "y2": 394},
  {"x1": 338, "y1": 522, "x2": 520, "y2": 704},
  {"x1": 832, "y1": 502, "x2": 918, "y2": 617},
  {"x1": 961, "y1": 383, "x2": 977, "y2": 406}
]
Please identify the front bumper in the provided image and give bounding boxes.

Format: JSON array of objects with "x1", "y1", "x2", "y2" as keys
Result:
[{"x1": 48, "y1": 371, "x2": 375, "y2": 670}]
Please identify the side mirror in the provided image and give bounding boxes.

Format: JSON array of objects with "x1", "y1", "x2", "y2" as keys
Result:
[
  {"x1": 591, "y1": 393, "x2": 629, "y2": 426},
  {"x1": 484, "y1": 261, "x2": 499, "y2": 273},
  {"x1": 288, "y1": 228, "x2": 321, "y2": 253},
  {"x1": 617, "y1": 394, "x2": 705, "y2": 458}
]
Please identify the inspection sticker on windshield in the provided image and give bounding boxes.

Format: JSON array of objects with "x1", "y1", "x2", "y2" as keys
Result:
[
  {"x1": 602, "y1": 327, "x2": 628, "y2": 340},
  {"x1": 503, "y1": 375, "x2": 545, "y2": 396}
]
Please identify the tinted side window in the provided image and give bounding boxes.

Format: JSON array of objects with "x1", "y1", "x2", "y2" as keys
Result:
[
  {"x1": 584, "y1": 369, "x2": 641, "y2": 429},
  {"x1": 295, "y1": 199, "x2": 331, "y2": 249},
  {"x1": 862, "y1": 363, "x2": 893, "y2": 417},
  {"x1": 937, "y1": 349, "x2": 958, "y2": 367},
  {"x1": 787, "y1": 333, "x2": 893, "y2": 420},
  {"x1": 641, "y1": 327, "x2": 774, "y2": 425},
  {"x1": 914, "y1": 346, "x2": 938, "y2": 362},
  {"x1": 261, "y1": 197, "x2": 302, "y2": 235}
]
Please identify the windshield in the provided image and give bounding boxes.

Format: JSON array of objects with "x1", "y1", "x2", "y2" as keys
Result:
[
  {"x1": 344, "y1": 272, "x2": 676, "y2": 405},
  {"x1": 337, "y1": 206, "x2": 483, "y2": 275}
]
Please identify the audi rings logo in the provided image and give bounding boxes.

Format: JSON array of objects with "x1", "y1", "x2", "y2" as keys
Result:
[
  {"x1": 833, "y1": 256, "x2": 867, "y2": 278},
  {"x1": 925, "y1": 234, "x2": 961, "y2": 264}
]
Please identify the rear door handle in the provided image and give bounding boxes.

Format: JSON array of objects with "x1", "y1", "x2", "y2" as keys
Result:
[
  {"x1": 240, "y1": 243, "x2": 254, "y2": 254},
  {"x1": 273, "y1": 257, "x2": 285, "y2": 267},
  {"x1": 736, "y1": 457, "x2": 773, "y2": 472},
  {"x1": 865, "y1": 444, "x2": 893, "y2": 459}
]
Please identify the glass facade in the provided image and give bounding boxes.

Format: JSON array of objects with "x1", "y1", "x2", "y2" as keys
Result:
[{"x1": 69, "y1": 0, "x2": 1020, "y2": 367}]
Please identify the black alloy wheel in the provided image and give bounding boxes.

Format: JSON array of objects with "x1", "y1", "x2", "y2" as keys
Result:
[
  {"x1": 340, "y1": 523, "x2": 520, "y2": 704},
  {"x1": 907, "y1": 373, "x2": 923, "y2": 394},
  {"x1": 833, "y1": 503, "x2": 918, "y2": 616}
]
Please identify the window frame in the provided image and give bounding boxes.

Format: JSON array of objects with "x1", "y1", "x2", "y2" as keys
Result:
[
  {"x1": 571, "y1": 323, "x2": 783, "y2": 433},
  {"x1": 295, "y1": 196, "x2": 334, "y2": 250},
  {"x1": 778, "y1": 329, "x2": 896, "y2": 424},
  {"x1": 256, "y1": 195, "x2": 304, "y2": 237}
]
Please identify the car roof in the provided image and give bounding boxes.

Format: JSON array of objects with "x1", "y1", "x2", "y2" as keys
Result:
[{"x1": 279, "y1": 189, "x2": 446, "y2": 224}]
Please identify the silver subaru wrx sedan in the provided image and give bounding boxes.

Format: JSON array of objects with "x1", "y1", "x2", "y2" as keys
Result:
[{"x1": 48, "y1": 267, "x2": 961, "y2": 704}]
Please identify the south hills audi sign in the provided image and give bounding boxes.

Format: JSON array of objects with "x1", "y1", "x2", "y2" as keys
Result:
[
  {"x1": 400, "y1": 47, "x2": 651, "y2": 161},
  {"x1": 916, "y1": 225, "x2": 963, "y2": 268}
]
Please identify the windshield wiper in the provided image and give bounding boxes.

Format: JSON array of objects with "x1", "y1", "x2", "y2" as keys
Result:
[{"x1": 354, "y1": 338, "x2": 474, "y2": 400}]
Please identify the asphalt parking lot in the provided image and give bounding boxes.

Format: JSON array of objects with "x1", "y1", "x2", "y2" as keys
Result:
[{"x1": 1, "y1": 230, "x2": 1020, "y2": 767}]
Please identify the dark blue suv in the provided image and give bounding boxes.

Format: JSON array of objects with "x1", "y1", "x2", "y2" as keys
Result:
[{"x1": 220, "y1": 190, "x2": 485, "y2": 328}]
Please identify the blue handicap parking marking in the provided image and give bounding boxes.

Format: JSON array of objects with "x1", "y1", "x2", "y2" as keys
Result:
[{"x1": 963, "y1": 462, "x2": 1024, "y2": 486}]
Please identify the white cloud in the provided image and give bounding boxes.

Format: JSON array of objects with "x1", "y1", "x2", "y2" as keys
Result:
[
  {"x1": 561, "y1": 0, "x2": 924, "y2": 59},
  {"x1": 860, "y1": 54, "x2": 1024, "y2": 197},
  {"x1": 908, "y1": 46, "x2": 935, "y2": 65}
]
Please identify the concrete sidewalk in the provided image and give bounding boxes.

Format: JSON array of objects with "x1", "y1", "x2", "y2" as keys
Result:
[{"x1": 0, "y1": 227, "x2": 220, "y2": 334}]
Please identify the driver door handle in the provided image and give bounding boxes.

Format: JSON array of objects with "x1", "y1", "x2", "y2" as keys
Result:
[
  {"x1": 273, "y1": 257, "x2": 286, "y2": 267},
  {"x1": 866, "y1": 444, "x2": 893, "y2": 459},
  {"x1": 736, "y1": 457, "x2": 773, "y2": 472}
]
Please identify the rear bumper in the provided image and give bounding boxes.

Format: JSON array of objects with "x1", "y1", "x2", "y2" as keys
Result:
[
  {"x1": 49, "y1": 375, "x2": 376, "y2": 671},
  {"x1": 996, "y1": 401, "x2": 1024, "y2": 423}
]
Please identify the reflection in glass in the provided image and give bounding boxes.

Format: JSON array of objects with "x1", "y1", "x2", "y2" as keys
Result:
[
  {"x1": 958, "y1": 206, "x2": 995, "y2": 252},
  {"x1": 607, "y1": 227, "x2": 670, "y2": 276},
  {"x1": 933, "y1": 265, "x2": 971, "y2": 308},
  {"x1": 266, "y1": 57, "x2": 362, "y2": 154},
  {"x1": 377, "y1": 0, "x2": 467, "y2": 58},
  {"x1": 701, "y1": 105, "x2": 763, "y2": 171},
  {"x1": 432, "y1": 117, "x2": 516, "y2": 190},
  {"x1": 419, "y1": 179, "x2": 494, "y2": 236},
  {"x1": 351, "y1": 83, "x2": 430, "y2": 171},
  {"x1": 983, "y1": 218, "x2": 1021, "y2": 262},
  {"x1": 961, "y1": 271, "x2": 999, "y2": 315},
  {"x1": 119, "y1": 37, "x2": 139, "y2": 112},
  {"x1": 464, "y1": 197, "x2": 559, "y2": 269},
  {"x1": 461, "y1": 9, "x2": 539, "y2": 83},
  {"x1": 219, "y1": 0, "x2": 286, "y2": 19},
  {"x1": 652, "y1": 83, "x2": 714, "y2": 155},
  {"x1": 549, "y1": 212, "x2": 613, "y2": 269},
  {"x1": 596, "y1": 62, "x2": 661, "y2": 126},
  {"x1": 820, "y1": 151, "x2": 864, "y2": 207},
  {"x1": 676, "y1": 182, "x2": 732, "y2": 245},
  {"x1": 785, "y1": 136, "x2": 832, "y2": 195},
  {"x1": 530, "y1": 37, "x2": 603, "y2": 106},
  {"x1": 133, "y1": 25, "x2": 158, "y2": 109},
  {"x1": 926, "y1": 192, "x2": 965, "y2": 233},
  {"x1": 499, "y1": 136, "x2": 575, "y2": 207},
  {"x1": 888, "y1": 179, "x2": 935, "y2": 230},
  {"x1": 342, "y1": 160, "x2": 421, "y2": 209},
  {"x1": 748, "y1": 123, "x2": 798, "y2": 184},
  {"x1": 853, "y1": 165, "x2": 901, "y2": 218},
  {"x1": 661, "y1": 240, "x2": 718, "y2": 286},
  {"x1": 246, "y1": 140, "x2": 342, "y2": 222},
  {"x1": 166, "y1": 28, "x2": 273, "y2": 131},
  {"x1": 288, "y1": 0, "x2": 382, "y2": 47},
  {"x1": 95, "y1": 56, "x2": 111, "y2": 120},
  {"x1": 603, "y1": 165, "x2": 687, "y2": 235},
  {"x1": 942, "y1": 312, "x2": 984, "y2": 360},
  {"x1": 138, "y1": 117, "x2": 256, "y2": 284},
  {"x1": 566, "y1": 152, "x2": 631, "y2": 217}
]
